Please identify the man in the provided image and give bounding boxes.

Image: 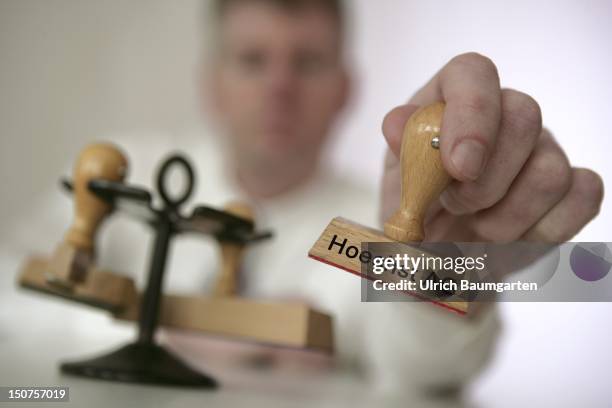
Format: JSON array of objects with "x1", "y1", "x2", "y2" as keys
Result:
[
  {"x1": 12, "y1": 0, "x2": 604, "y2": 396},
  {"x1": 185, "y1": 0, "x2": 603, "y2": 391},
  {"x1": 206, "y1": 0, "x2": 602, "y2": 242}
]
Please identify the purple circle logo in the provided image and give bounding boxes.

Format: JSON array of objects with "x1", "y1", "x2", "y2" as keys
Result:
[{"x1": 570, "y1": 243, "x2": 612, "y2": 282}]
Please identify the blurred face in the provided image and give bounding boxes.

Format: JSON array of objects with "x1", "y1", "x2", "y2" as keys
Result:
[{"x1": 207, "y1": 1, "x2": 349, "y2": 166}]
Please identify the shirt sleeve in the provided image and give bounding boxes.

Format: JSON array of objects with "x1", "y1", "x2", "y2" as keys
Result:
[{"x1": 358, "y1": 301, "x2": 501, "y2": 393}]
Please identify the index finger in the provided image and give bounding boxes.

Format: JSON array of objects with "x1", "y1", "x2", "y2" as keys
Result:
[{"x1": 410, "y1": 53, "x2": 502, "y2": 181}]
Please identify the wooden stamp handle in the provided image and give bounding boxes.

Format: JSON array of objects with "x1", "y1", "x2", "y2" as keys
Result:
[
  {"x1": 213, "y1": 201, "x2": 254, "y2": 297},
  {"x1": 384, "y1": 102, "x2": 451, "y2": 242},
  {"x1": 65, "y1": 143, "x2": 128, "y2": 251}
]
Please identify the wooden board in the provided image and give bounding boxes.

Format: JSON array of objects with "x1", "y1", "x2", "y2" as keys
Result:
[
  {"x1": 18, "y1": 256, "x2": 334, "y2": 351},
  {"x1": 116, "y1": 295, "x2": 333, "y2": 352}
]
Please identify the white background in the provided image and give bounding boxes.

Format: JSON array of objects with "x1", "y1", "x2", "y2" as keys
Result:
[{"x1": 1, "y1": 1, "x2": 611, "y2": 406}]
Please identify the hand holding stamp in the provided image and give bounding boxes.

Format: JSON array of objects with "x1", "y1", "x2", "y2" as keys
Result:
[{"x1": 308, "y1": 102, "x2": 471, "y2": 314}]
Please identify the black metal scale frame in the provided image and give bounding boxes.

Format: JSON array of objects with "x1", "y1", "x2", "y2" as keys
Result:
[{"x1": 60, "y1": 154, "x2": 272, "y2": 388}]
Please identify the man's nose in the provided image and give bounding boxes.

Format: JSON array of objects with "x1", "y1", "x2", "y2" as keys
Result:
[{"x1": 265, "y1": 59, "x2": 299, "y2": 102}]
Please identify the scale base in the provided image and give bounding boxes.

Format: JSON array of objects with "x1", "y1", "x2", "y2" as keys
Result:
[{"x1": 60, "y1": 342, "x2": 217, "y2": 388}]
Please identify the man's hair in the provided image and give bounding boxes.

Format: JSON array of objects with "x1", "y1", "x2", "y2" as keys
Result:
[{"x1": 210, "y1": 0, "x2": 345, "y2": 33}]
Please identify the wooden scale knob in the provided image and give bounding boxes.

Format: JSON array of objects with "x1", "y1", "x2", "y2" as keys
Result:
[
  {"x1": 47, "y1": 143, "x2": 128, "y2": 286},
  {"x1": 65, "y1": 143, "x2": 128, "y2": 251},
  {"x1": 212, "y1": 201, "x2": 255, "y2": 297}
]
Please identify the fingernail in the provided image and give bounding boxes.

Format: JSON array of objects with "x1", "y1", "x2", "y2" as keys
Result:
[{"x1": 451, "y1": 140, "x2": 487, "y2": 181}]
